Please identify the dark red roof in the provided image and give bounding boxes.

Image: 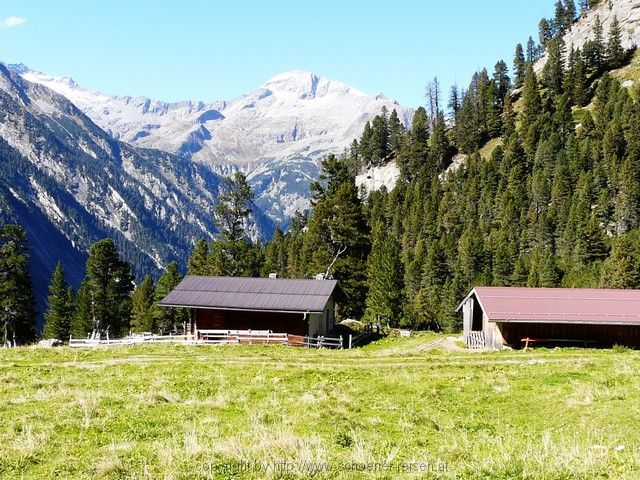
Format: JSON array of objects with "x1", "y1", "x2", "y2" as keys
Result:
[
  {"x1": 158, "y1": 276, "x2": 338, "y2": 313},
  {"x1": 459, "y1": 286, "x2": 640, "y2": 325}
]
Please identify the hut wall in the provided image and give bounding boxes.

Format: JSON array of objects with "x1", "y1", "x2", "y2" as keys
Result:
[
  {"x1": 497, "y1": 322, "x2": 640, "y2": 346},
  {"x1": 325, "y1": 297, "x2": 335, "y2": 332},
  {"x1": 483, "y1": 313, "x2": 506, "y2": 349},
  {"x1": 308, "y1": 313, "x2": 321, "y2": 337},
  {"x1": 195, "y1": 309, "x2": 307, "y2": 336},
  {"x1": 462, "y1": 298, "x2": 472, "y2": 339}
]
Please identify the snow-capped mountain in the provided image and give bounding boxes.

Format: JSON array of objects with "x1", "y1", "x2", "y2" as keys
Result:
[
  {"x1": 0, "y1": 63, "x2": 273, "y2": 310},
  {"x1": 12, "y1": 66, "x2": 413, "y2": 224}
]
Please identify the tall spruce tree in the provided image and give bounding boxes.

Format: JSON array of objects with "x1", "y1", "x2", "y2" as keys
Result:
[
  {"x1": 187, "y1": 239, "x2": 210, "y2": 275},
  {"x1": 130, "y1": 275, "x2": 156, "y2": 333},
  {"x1": 606, "y1": 16, "x2": 625, "y2": 69},
  {"x1": 212, "y1": 171, "x2": 255, "y2": 276},
  {"x1": 600, "y1": 234, "x2": 640, "y2": 288},
  {"x1": 514, "y1": 44, "x2": 526, "y2": 88},
  {"x1": 0, "y1": 225, "x2": 36, "y2": 345},
  {"x1": 543, "y1": 38, "x2": 565, "y2": 95},
  {"x1": 526, "y1": 36, "x2": 538, "y2": 63},
  {"x1": 520, "y1": 64, "x2": 543, "y2": 133},
  {"x1": 43, "y1": 262, "x2": 73, "y2": 340},
  {"x1": 153, "y1": 262, "x2": 188, "y2": 334},
  {"x1": 364, "y1": 221, "x2": 404, "y2": 325},
  {"x1": 79, "y1": 239, "x2": 134, "y2": 338},
  {"x1": 305, "y1": 155, "x2": 370, "y2": 318}
]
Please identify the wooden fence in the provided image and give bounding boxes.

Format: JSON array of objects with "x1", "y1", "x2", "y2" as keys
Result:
[
  {"x1": 69, "y1": 330, "x2": 344, "y2": 349},
  {"x1": 464, "y1": 331, "x2": 486, "y2": 349}
]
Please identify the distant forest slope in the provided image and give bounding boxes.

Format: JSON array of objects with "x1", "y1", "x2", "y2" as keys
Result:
[{"x1": 259, "y1": 0, "x2": 640, "y2": 331}]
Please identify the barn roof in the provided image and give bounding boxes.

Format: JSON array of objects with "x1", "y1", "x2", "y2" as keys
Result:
[
  {"x1": 457, "y1": 286, "x2": 640, "y2": 325},
  {"x1": 158, "y1": 276, "x2": 338, "y2": 314}
]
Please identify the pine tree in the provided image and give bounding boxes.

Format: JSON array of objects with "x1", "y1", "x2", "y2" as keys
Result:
[
  {"x1": 215, "y1": 172, "x2": 253, "y2": 244},
  {"x1": 600, "y1": 233, "x2": 640, "y2": 288},
  {"x1": 520, "y1": 64, "x2": 542, "y2": 133},
  {"x1": 80, "y1": 238, "x2": 134, "y2": 338},
  {"x1": 370, "y1": 109, "x2": 390, "y2": 165},
  {"x1": 401, "y1": 107, "x2": 429, "y2": 177},
  {"x1": 542, "y1": 38, "x2": 565, "y2": 95},
  {"x1": 429, "y1": 112, "x2": 449, "y2": 177},
  {"x1": 514, "y1": 44, "x2": 526, "y2": 88},
  {"x1": 130, "y1": 275, "x2": 155, "y2": 333},
  {"x1": 364, "y1": 221, "x2": 404, "y2": 325},
  {"x1": 43, "y1": 262, "x2": 73, "y2": 340},
  {"x1": 388, "y1": 109, "x2": 406, "y2": 157},
  {"x1": 572, "y1": 48, "x2": 588, "y2": 106},
  {"x1": 539, "y1": 249, "x2": 562, "y2": 287},
  {"x1": 448, "y1": 84, "x2": 460, "y2": 116},
  {"x1": 153, "y1": 262, "x2": 188, "y2": 334},
  {"x1": 539, "y1": 18, "x2": 553, "y2": 50},
  {"x1": 212, "y1": 172, "x2": 256, "y2": 276},
  {"x1": 606, "y1": 16, "x2": 625, "y2": 69},
  {"x1": 187, "y1": 239, "x2": 210, "y2": 275},
  {"x1": 564, "y1": 0, "x2": 577, "y2": 24},
  {"x1": 262, "y1": 226, "x2": 287, "y2": 277},
  {"x1": 584, "y1": 15, "x2": 605, "y2": 74},
  {"x1": 493, "y1": 60, "x2": 510, "y2": 108},
  {"x1": 527, "y1": 36, "x2": 538, "y2": 63},
  {"x1": 615, "y1": 158, "x2": 640, "y2": 233},
  {"x1": 70, "y1": 281, "x2": 92, "y2": 338},
  {"x1": 305, "y1": 155, "x2": 370, "y2": 318},
  {"x1": 0, "y1": 225, "x2": 36, "y2": 345}
]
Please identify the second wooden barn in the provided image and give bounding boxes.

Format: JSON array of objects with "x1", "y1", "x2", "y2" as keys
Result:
[{"x1": 457, "y1": 286, "x2": 640, "y2": 349}]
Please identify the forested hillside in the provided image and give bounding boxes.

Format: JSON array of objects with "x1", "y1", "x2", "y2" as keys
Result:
[{"x1": 257, "y1": 0, "x2": 640, "y2": 330}]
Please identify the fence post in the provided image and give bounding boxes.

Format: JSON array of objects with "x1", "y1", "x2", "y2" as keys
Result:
[{"x1": 348, "y1": 334, "x2": 352, "y2": 349}]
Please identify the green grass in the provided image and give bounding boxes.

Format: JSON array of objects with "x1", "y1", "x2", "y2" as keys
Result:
[
  {"x1": 1, "y1": 337, "x2": 640, "y2": 479},
  {"x1": 612, "y1": 49, "x2": 640, "y2": 86},
  {"x1": 478, "y1": 137, "x2": 503, "y2": 160}
]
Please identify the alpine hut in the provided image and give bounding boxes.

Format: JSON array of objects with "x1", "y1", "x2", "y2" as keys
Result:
[{"x1": 158, "y1": 276, "x2": 338, "y2": 337}]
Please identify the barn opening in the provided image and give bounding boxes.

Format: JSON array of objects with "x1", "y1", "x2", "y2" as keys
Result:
[{"x1": 471, "y1": 294, "x2": 483, "y2": 332}]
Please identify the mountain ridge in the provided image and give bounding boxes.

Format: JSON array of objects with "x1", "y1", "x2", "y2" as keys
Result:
[{"x1": 9, "y1": 64, "x2": 413, "y2": 224}]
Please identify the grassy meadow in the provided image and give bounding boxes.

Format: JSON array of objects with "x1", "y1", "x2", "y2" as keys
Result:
[{"x1": 1, "y1": 335, "x2": 640, "y2": 479}]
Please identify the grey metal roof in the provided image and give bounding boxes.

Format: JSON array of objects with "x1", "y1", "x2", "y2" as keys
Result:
[{"x1": 158, "y1": 276, "x2": 338, "y2": 313}]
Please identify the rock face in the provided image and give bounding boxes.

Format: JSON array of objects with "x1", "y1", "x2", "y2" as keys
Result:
[
  {"x1": 355, "y1": 161, "x2": 401, "y2": 196},
  {"x1": 14, "y1": 67, "x2": 413, "y2": 225},
  {"x1": 565, "y1": 0, "x2": 640, "y2": 51},
  {"x1": 536, "y1": 0, "x2": 640, "y2": 70}
]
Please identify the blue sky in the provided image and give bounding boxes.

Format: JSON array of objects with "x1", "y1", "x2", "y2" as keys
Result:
[{"x1": 0, "y1": 1, "x2": 553, "y2": 108}]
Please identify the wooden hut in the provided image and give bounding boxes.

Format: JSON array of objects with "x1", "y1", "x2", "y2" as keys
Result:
[
  {"x1": 457, "y1": 286, "x2": 640, "y2": 349},
  {"x1": 158, "y1": 276, "x2": 338, "y2": 337}
]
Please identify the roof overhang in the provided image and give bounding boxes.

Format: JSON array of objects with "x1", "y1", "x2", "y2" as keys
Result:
[
  {"x1": 491, "y1": 318, "x2": 640, "y2": 326},
  {"x1": 157, "y1": 303, "x2": 323, "y2": 315}
]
